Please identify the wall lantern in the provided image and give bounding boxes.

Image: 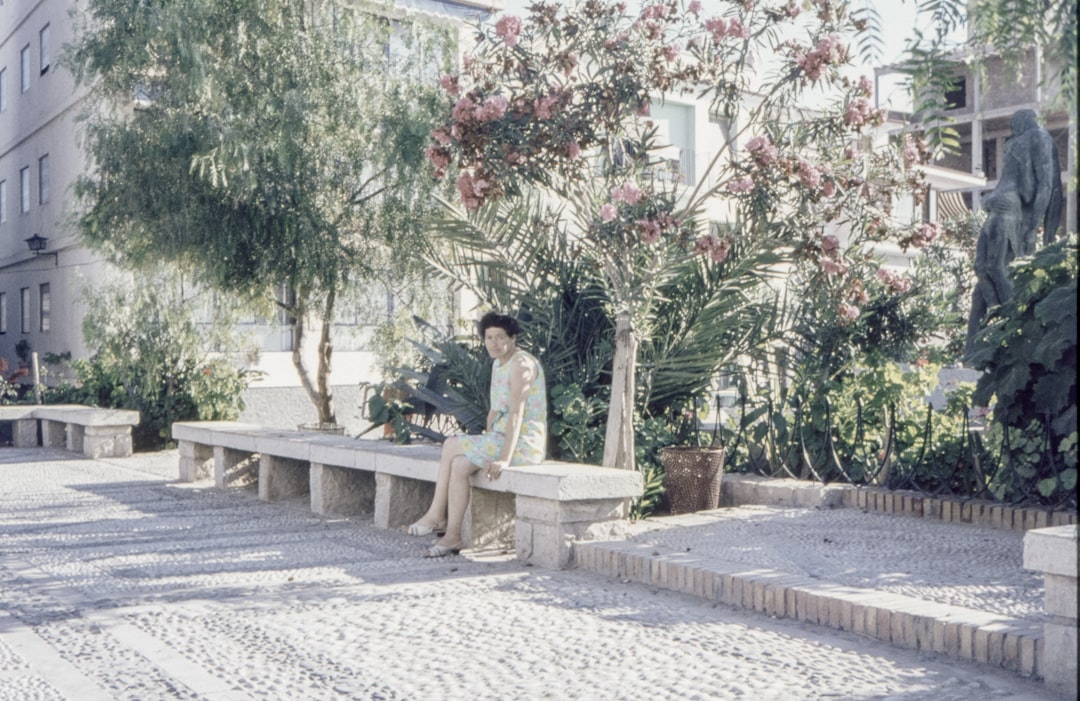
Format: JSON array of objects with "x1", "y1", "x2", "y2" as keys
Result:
[{"x1": 25, "y1": 234, "x2": 58, "y2": 265}]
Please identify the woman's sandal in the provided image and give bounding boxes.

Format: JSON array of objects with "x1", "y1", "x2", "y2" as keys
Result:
[
  {"x1": 404, "y1": 521, "x2": 445, "y2": 537},
  {"x1": 422, "y1": 542, "x2": 462, "y2": 558}
]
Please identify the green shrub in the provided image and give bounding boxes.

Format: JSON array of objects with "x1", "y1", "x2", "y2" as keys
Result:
[
  {"x1": 967, "y1": 235, "x2": 1077, "y2": 504},
  {"x1": 47, "y1": 271, "x2": 258, "y2": 450}
]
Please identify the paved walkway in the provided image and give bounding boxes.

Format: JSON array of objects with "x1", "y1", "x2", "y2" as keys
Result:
[{"x1": 0, "y1": 448, "x2": 1062, "y2": 700}]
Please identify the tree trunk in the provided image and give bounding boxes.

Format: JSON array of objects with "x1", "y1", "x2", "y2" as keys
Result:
[
  {"x1": 291, "y1": 290, "x2": 337, "y2": 426},
  {"x1": 602, "y1": 310, "x2": 638, "y2": 470}
]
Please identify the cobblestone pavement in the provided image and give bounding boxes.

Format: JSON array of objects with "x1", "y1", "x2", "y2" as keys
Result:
[
  {"x1": 0, "y1": 449, "x2": 1060, "y2": 700},
  {"x1": 615, "y1": 504, "x2": 1045, "y2": 622}
]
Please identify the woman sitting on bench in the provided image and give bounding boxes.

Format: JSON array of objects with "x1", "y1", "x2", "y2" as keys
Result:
[{"x1": 405, "y1": 312, "x2": 547, "y2": 558}]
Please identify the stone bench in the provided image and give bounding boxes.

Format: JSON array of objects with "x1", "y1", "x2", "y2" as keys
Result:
[
  {"x1": 172, "y1": 421, "x2": 643, "y2": 569},
  {"x1": 1023, "y1": 525, "x2": 1078, "y2": 698},
  {"x1": 0, "y1": 404, "x2": 140, "y2": 458}
]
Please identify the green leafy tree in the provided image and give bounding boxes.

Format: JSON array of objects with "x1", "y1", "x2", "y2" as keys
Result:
[
  {"x1": 66, "y1": 0, "x2": 457, "y2": 426},
  {"x1": 428, "y1": 0, "x2": 928, "y2": 469}
]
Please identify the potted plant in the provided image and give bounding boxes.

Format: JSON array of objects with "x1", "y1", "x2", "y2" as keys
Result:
[{"x1": 660, "y1": 395, "x2": 727, "y2": 514}]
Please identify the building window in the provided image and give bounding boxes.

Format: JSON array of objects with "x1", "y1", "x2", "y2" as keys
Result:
[
  {"x1": 20, "y1": 288, "x2": 30, "y2": 334},
  {"x1": 40, "y1": 25, "x2": 51, "y2": 75},
  {"x1": 39, "y1": 284, "x2": 50, "y2": 333},
  {"x1": 21, "y1": 45, "x2": 31, "y2": 92},
  {"x1": 19, "y1": 167, "x2": 30, "y2": 214},
  {"x1": 0, "y1": 67, "x2": 6, "y2": 111},
  {"x1": 0, "y1": 293, "x2": 7, "y2": 334},
  {"x1": 0, "y1": 180, "x2": 6, "y2": 223},
  {"x1": 38, "y1": 155, "x2": 50, "y2": 205},
  {"x1": 945, "y1": 76, "x2": 967, "y2": 109}
]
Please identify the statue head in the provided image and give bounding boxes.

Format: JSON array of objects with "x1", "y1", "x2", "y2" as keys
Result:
[{"x1": 1010, "y1": 109, "x2": 1040, "y2": 136}]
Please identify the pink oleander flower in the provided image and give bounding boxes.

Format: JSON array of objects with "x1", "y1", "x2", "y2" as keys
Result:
[
  {"x1": 688, "y1": 1, "x2": 702, "y2": 15},
  {"x1": 844, "y1": 145, "x2": 858, "y2": 160},
  {"x1": 662, "y1": 43, "x2": 680, "y2": 62},
  {"x1": 746, "y1": 135, "x2": 778, "y2": 166},
  {"x1": 477, "y1": 94, "x2": 509, "y2": 121},
  {"x1": 496, "y1": 15, "x2": 522, "y2": 48},
  {"x1": 567, "y1": 141, "x2": 582, "y2": 159},
  {"x1": 903, "y1": 134, "x2": 920, "y2": 167},
  {"x1": 452, "y1": 97, "x2": 478, "y2": 123},
  {"x1": 600, "y1": 203, "x2": 618, "y2": 222},
  {"x1": 431, "y1": 128, "x2": 452, "y2": 145},
  {"x1": 424, "y1": 146, "x2": 450, "y2": 169},
  {"x1": 857, "y1": 75, "x2": 873, "y2": 97},
  {"x1": 640, "y1": 3, "x2": 670, "y2": 20},
  {"x1": 819, "y1": 256, "x2": 848, "y2": 275},
  {"x1": 704, "y1": 17, "x2": 728, "y2": 43},
  {"x1": 709, "y1": 238, "x2": 731, "y2": 262},
  {"x1": 611, "y1": 182, "x2": 645, "y2": 205},
  {"x1": 876, "y1": 267, "x2": 912, "y2": 293},
  {"x1": 728, "y1": 18, "x2": 749, "y2": 39},
  {"x1": 822, "y1": 180, "x2": 836, "y2": 197},
  {"x1": 535, "y1": 94, "x2": 560, "y2": 119},
  {"x1": 637, "y1": 218, "x2": 662, "y2": 244},
  {"x1": 821, "y1": 234, "x2": 840, "y2": 252},
  {"x1": 439, "y1": 74, "x2": 460, "y2": 96},
  {"x1": 693, "y1": 234, "x2": 730, "y2": 262},
  {"x1": 795, "y1": 34, "x2": 850, "y2": 82},
  {"x1": 838, "y1": 302, "x2": 860, "y2": 322},
  {"x1": 457, "y1": 172, "x2": 482, "y2": 210},
  {"x1": 910, "y1": 221, "x2": 940, "y2": 249},
  {"x1": 727, "y1": 175, "x2": 755, "y2": 193},
  {"x1": 797, "y1": 159, "x2": 821, "y2": 189}
]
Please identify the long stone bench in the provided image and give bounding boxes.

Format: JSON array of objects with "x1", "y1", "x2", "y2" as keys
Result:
[
  {"x1": 172, "y1": 421, "x2": 643, "y2": 569},
  {"x1": 0, "y1": 404, "x2": 140, "y2": 458}
]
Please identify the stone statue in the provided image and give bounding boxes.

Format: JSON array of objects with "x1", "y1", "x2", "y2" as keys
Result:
[{"x1": 964, "y1": 109, "x2": 1063, "y2": 358}]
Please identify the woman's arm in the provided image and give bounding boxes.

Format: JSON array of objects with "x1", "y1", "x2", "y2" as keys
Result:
[{"x1": 486, "y1": 354, "x2": 538, "y2": 479}]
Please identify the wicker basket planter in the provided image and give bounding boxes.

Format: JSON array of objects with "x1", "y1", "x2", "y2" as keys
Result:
[{"x1": 660, "y1": 446, "x2": 726, "y2": 514}]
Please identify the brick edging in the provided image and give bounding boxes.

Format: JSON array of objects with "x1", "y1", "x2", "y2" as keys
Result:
[
  {"x1": 576, "y1": 540, "x2": 1044, "y2": 678},
  {"x1": 840, "y1": 486, "x2": 1077, "y2": 532}
]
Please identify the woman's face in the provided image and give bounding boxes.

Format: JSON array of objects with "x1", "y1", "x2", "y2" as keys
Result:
[{"x1": 484, "y1": 326, "x2": 516, "y2": 360}]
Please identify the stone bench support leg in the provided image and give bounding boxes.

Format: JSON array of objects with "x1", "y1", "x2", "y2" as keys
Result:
[
  {"x1": 13, "y1": 419, "x2": 38, "y2": 448},
  {"x1": 215, "y1": 447, "x2": 259, "y2": 489},
  {"x1": 310, "y1": 463, "x2": 375, "y2": 517},
  {"x1": 41, "y1": 420, "x2": 66, "y2": 449},
  {"x1": 374, "y1": 473, "x2": 433, "y2": 530},
  {"x1": 82, "y1": 425, "x2": 133, "y2": 458},
  {"x1": 65, "y1": 423, "x2": 85, "y2": 455},
  {"x1": 464, "y1": 489, "x2": 516, "y2": 550},
  {"x1": 259, "y1": 455, "x2": 309, "y2": 502},
  {"x1": 179, "y1": 441, "x2": 214, "y2": 482},
  {"x1": 517, "y1": 496, "x2": 631, "y2": 569},
  {"x1": 1023, "y1": 525, "x2": 1078, "y2": 698}
]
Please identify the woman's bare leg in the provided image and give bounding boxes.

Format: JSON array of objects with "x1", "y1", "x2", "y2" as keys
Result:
[
  {"x1": 414, "y1": 436, "x2": 463, "y2": 528},
  {"x1": 436, "y1": 455, "x2": 479, "y2": 547}
]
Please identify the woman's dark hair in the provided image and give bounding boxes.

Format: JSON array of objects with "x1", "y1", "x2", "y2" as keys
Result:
[{"x1": 478, "y1": 311, "x2": 521, "y2": 337}]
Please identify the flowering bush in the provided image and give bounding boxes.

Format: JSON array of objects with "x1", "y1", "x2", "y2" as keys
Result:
[{"x1": 427, "y1": 0, "x2": 930, "y2": 468}]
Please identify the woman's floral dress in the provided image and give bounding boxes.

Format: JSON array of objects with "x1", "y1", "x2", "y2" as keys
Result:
[{"x1": 459, "y1": 350, "x2": 547, "y2": 466}]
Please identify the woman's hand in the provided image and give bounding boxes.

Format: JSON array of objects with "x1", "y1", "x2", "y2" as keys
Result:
[{"x1": 485, "y1": 459, "x2": 509, "y2": 480}]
